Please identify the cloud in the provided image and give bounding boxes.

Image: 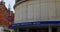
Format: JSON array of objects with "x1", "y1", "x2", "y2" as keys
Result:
[{"x1": 4, "y1": 0, "x2": 15, "y2": 13}]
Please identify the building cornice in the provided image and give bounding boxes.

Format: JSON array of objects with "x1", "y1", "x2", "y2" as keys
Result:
[{"x1": 14, "y1": 0, "x2": 28, "y2": 9}]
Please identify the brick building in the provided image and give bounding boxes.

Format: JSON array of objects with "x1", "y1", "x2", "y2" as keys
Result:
[{"x1": 0, "y1": 0, "x2": 14, "y2": 27}]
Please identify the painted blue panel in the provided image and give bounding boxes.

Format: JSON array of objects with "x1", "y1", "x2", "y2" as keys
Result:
[
  {"x1": 40, "y1": 21, "x2": 60, "y2": 24},
  {"x1": 8, "y1": 21, "x2": 60, "y2": 28}
]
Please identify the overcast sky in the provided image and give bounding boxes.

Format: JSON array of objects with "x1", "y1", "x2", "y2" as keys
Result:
[{"x1": 0, "y1": 0, "x2": 15, "y2": 13}]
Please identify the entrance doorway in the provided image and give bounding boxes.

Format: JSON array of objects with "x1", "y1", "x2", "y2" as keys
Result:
[{"x1": 52, "y1": 27, "x2": 57, "y2": 32}]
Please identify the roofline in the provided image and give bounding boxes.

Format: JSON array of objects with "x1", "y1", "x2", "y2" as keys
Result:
[{"x1": 14, "y1": 0, "x2": 28, "y2": 9}]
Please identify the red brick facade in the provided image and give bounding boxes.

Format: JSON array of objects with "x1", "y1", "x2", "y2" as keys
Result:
[{"x1": 0, "y1": 1, "x2": 14, "y2": 27}]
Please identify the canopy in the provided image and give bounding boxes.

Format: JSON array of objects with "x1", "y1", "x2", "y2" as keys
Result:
[{"x1": 9, "y1": 21, "x2": 60, "y2": 29}]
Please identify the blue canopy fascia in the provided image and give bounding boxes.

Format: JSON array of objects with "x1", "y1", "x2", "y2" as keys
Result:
[{"x1": 8, "y1": 21, "x2": 60, "y2": 28}]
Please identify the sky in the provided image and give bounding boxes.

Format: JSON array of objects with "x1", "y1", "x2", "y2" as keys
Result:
[{"x1": 0, "y1": 0, "x2": 15, "y2": 13}]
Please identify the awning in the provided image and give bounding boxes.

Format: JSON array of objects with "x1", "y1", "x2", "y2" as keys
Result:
[{"x1": 8, "y1": 21, "x2": 60, "y2": 29}]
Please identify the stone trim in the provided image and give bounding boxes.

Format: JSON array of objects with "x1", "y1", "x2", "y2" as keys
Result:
[{"x1": 14, "y1": 0, "x2": 28, "y2": 9}]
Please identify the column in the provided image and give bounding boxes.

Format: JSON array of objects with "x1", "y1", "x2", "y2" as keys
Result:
[
  {"x1": 37, "y1": 30, "x2": 39, "y2": 32},
  {"x1": 48, "y1": 25, "x2": 52, "y2": 32},
  {"x1": 26, "y1": 29, "x2": 29, "y2": 32},
  {"x1": 57, "y1": 27, "x2": 60, "y2": 32},
  {"x1": 16, "y1": 28, "x2": 19, "y2": 32}
]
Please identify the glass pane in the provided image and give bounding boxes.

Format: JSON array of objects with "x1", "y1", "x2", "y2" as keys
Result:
[{"x1": 19, "y1": 29, "x2": 26, "y2": 32}]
